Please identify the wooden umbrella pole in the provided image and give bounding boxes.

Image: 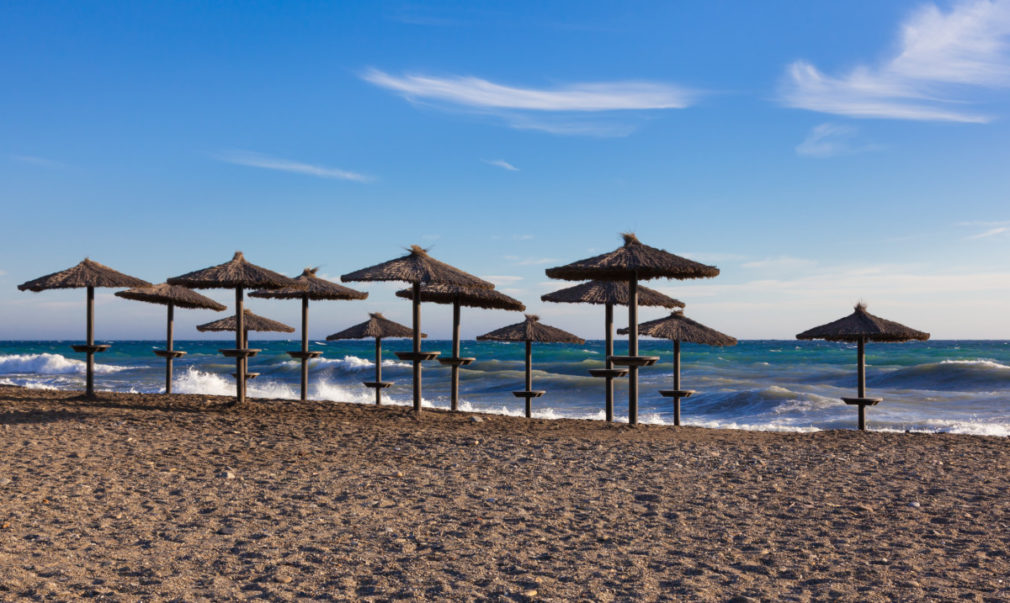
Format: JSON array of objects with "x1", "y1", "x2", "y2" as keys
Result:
[
  {"x1": 857, "y1": 336, "x2": 866, "y2": 430},
  {"x1": 412, "y1": 281, "x2": 422, "y2": 412},
  {"x1": 235, "y1": 286, "x2": 245, "y2": 404},
  {"x1": 628, "y1": 276, "x2": 639, "y2": 425},
  {"x1": 451, "y1": 300, "x2": 461, "y2": 411},
  {"x1": 165, "y1": 301, "x2": 175, "y2": 394},
  {"x1": 604, "y1": 302, "x2": 615, "y2": 423},
  {"x1": 300, "y1": 294, "x2": 309, "y2": 401},
  {"x1": 525, "y1": 340, "x2": 533, "y2": 419},
  {"x1": 673, "y1": 339, "x2": 681, "y2": 426},
  {"x1": 86, "y1": 285, "x2": 95, "y2": 397},
  {"x1": 374, "y1": 337, "x2": 383, "y2": 405}
]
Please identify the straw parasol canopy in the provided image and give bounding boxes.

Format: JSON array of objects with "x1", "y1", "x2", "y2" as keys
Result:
[
  {"x1": 326, "y1": 312, "x2": 423, "y2": 341},
  {"x1": 197, "y1": 309, "x2": 295, "y2": 334},
  {"x1": 18, "y1": 258, "x2": 150, "y2": 398},
  {"x1": 478, "y1": 315, "x2": 584, "y2": 344},
  {"x1": 168, "y1": 251, "x2": 298, "y2": 405},
  {"x1": 116, "y1": 283, "x2": 226, "y2": 311},
  {"x1": 621, "y1": 310, "x2": 737, "y2": 346},
  {"x1": 326, "y1": 313, "x2": 426, "y2": 406},
  {"x1": 796, "y1": 303, "x2": 930, "y2": 431},
  {"x1": 342, "y1": 245, "x2": 494, "y2": 412},
  {"x1": 545, "y1": 233, "x2": 719, "y2": 425},
  {"x1": 478, "y1": 315, "x2": 584, "y2": 418},
  {"x1": 541, "y1": 280, "x2": 684, "y2": 308},
  {"x1": 18, "y1": 258, "x2": 150, "y2": 292},
  {"x1": 168, "y1": 251, "x2": 296, "y2": 290},
  {"x1": 396, "y1": 283, "x2": 524, "y2": 310},
  {"x1": 396, "y1": 283, "x2": 526, "y2": 411},
  {"x1": 796, "y1": 303, "x2": 930, "y2": 343},
  {"x1": 251, "y1": 267, "x2": 367, "y2": 401},
  {"x1": 115, "y1": 283, "x2": 226, "y2": 394},
  {"x1": 545, "y1": 234, "x2": 719, "y2": 282},
  {"x1": 251, "y1": 267, "x2": 367, "y2": 301},
  {"x1": 342, "y1": 245, "x2": 495, "y2": 289}
]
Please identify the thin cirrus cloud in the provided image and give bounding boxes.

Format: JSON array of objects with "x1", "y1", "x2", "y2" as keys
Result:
[
  {"x1": 482, "y1": 159, "x2": 519, "y2": 171},
  {"x1": 214, "y1": 151, "x2": 372, "y2": 182},
  {"x1": 780, "y1": 0, "x2": 1010, "y2": 122},
  {"x1": 795, "y1": 123, "x2": 879, "y2": 158},
  {"x1": 960, "y1": 220, "x2": 1010, "y2": 239},
  {"x1": 361, "y1": 68, "x2": 696, "y2": 136}
]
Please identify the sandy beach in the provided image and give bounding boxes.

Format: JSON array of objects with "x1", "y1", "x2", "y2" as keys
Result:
[{"x1": 0, "y1": 385, "x2": 1008, "y2": 601}]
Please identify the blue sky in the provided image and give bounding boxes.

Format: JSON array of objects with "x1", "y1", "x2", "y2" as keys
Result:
[{"x1": 2, "y1": 0, "x2": 1010, "y2": 340}]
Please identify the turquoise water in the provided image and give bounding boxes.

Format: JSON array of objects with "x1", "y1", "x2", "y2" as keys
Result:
[{"x1": 2, "y1": 339, "x2": 1009, "y2": 435}]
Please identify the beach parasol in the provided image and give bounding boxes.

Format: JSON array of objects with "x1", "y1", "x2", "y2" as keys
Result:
[
  {"x1": 326, "y1": 312, "x2": 426, "y2": 405},
  {"x1": 18, "y1": 258, "x2": 150, "y2": 397},
  {"x1": 397, "y1": 283, "x2": 525, "y2": 411},
  {"x1": 197, "y1": 309, "x2": 294, "y2": 381},
  {"x1": 545, "y1": 233, "x2": 719, "y2": 424},
  {"x1": 797, "y1": 303, "x2": 929, "y2": 430},
  {"x1": 542, "y1": 280, "x2": 683, "y2": 422},
  {"x1": 619, "y1": 310, "x2": 736, "y2": 425},
  {"x1": 342, "y1": 245, "x2": 494, "y2": 412},
  {"x1": 115, "y1": 283, "x2": 226, "y2": 394},
  {"x1": 477, "y1": 315, "x2": 584, "y2": 418},
  {"x1": 251, "y1": 268, "x2": 367, "y2": 401},
  {"x1": 168, "y1": 252, "x2": 298, "y2": 405}
]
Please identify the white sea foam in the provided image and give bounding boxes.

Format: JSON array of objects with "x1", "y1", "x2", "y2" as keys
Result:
[
  {"x1": 311, "y1": 355, "x2": 410, "y2": 371},
  {"x1": 0, "y1": 353, "x2": 131, "y2": 375},
  {"x1": 939, "y1": 359, "x2": 1010, "y2": 370}
]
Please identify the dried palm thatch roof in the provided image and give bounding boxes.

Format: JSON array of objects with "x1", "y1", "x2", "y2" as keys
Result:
[
  {"x1": 618, "y1": 311, "x2": 737, "y2": 346},
  {"x1": 796, "y1": 303, "x2": 930, "y2": 343},
  {"x1": 168, "y1": 251, "x2": 297, "y2": 290},
  {"x1": 250, "y1": 267, "x2": 368, "y2": 301},
  {"x1": 545, "y1": 233, "x2": 719, "y2": 282},
  {"x1": 477, "y1": 314, "x2": 584, "y2": 344},
  {"x1": 395, "y1": 283, "x2": 525, "y2": 311},
  {"x1": 18, "y1": 258, "x2": 150, "y2": 292},
  {"x1": 196, "y1": 309, "x2": 294, "y2": 333},
  {"x1": 326, "y1": 313, "x2": 424, "y2": 340},
  {"x1": 115, "y1": 283, "x2": 226, "y2": 311},
  {"x1": 541, "y1": 280, "x2": 684, "y2": 308},
  {"x1": 341, "y1": 245, "x2": 494, "y2": 289}
]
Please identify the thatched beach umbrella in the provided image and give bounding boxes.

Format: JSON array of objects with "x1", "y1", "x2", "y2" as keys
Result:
[
  {"x1": 115, "y1": 283, "x2": 226, "y2": 394},
  {"x1": 342, "y1": 245, "x2": 494, "y2": 412},
  {"x1": 545, "y1": 234, "x2": 719, "y2": 424},
  {"x1": 477, "y1": 315, "x2": 584, "y2": 418},
  {"x1": 797, "y1": 303, "x2": 929, "y2": 430},
  {"x1": 619, "y1": 310, "x2": 736, "y2": 426},
  {"x1": 542, "y1": 280, "x2": 683, "y2": 422},
  {"x1": 397, "y1": 283, "x2": 525, "y2": 411},
  {"x1": 326, "y1": 312, "x2": 426, "y2": 405},
  {"x1": 197, "y1": 309, "x2": 295, "y2": 381},
  {"x1": 18, "y1": 258, "x2": 150, "y2": 397},
  {"x1": 168, "y1": 252, "x2": 297, "y2": 405},
  {"x1": 251, "y1": 268, "x2": 367, "y2": 401}
]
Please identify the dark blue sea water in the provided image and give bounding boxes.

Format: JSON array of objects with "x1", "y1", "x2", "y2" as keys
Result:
[{"x1": 2, "y1": 339, "x2": 1009, "y2": 435}]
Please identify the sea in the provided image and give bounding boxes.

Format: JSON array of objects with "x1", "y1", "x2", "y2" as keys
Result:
[{"x1": 1, "y1": 339, "x2": 1009, "y2": 436}]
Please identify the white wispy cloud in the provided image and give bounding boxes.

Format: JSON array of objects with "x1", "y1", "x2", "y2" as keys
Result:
[
  {"x1": 968, "y1": 226, "x2": 1010, "y2": 239},
  {"x1": 215, "y1": 151, "x2": 372, "y2": 182},
  {"x1": 741, "y1": 256, "x2": 818, "y2": 270},
  {"x1": 504, "y1": 256, "x2": 559, "y2": 266},
  {"x1": 958, "y1": 220, "x2": 1010, "y2": 239},
  {"x1": 11, "y1": 155, "x2": 66, "y2": 169},
  {"x1": 482, "y1": 159, "x2": 519, "y2": 171},
  {"x1": 362, "y1": 68, "x2": 696, "y2": 136},
  {"x1": 363, "y1": 69, "x2": 694, "y2": 111},
  {"x1": 795, "y1": 123, "x2": 879, "y2": 157},
  {"x1": 780, "y1": 0, "x2": 1010, "y2": 122},
  {"x1": 483, "y1": 275, "x2": 524, "y2": 284}
]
